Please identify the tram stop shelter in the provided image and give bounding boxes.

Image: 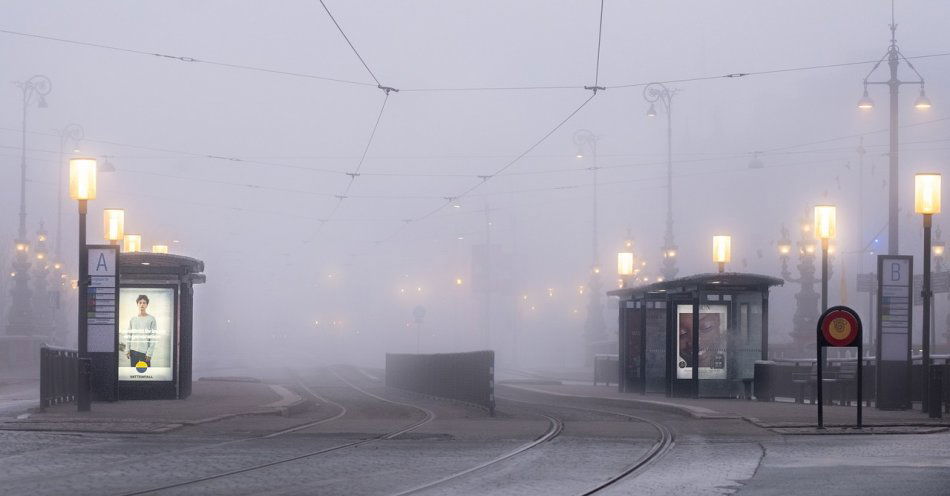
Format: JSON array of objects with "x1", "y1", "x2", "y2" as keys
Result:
[
  {"x1": 608, "y1": 273, "x2": 782, "y2": 398},
  {"x1": 89, "y1": 252, "x2": 205, "y2": 402}
]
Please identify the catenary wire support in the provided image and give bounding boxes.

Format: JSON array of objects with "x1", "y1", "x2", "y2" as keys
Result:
[{"x1": 585, "y1": 85, "x2": 606, "y2": 94}]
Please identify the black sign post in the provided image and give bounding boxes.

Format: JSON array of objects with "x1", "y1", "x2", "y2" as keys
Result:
[{"x1": 816, "y1": 305, "x2": 863, "y2": 429}]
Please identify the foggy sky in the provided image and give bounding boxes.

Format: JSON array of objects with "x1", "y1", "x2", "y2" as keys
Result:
[{"x1": 2, "y1": 1, "x2": 949, "y2": 366}]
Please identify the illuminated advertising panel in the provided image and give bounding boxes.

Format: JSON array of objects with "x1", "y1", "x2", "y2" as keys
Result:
[
  {"x1": 118, "y1": 287, "x2": 176, "y2": 381},
  {"x1": 676, "y1": 304, "x2": 728, "y2": 379}
]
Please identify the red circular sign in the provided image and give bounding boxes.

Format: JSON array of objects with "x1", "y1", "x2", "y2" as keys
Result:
[{"x1": 820, "y1": 308, "x2": 859, "y2": 347}]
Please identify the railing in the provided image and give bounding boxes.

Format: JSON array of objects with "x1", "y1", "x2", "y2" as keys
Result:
[
  {"x1": 386, "y1": 351, "x2": 495, "y2": 415},
  {"x1": 40, "y1": 346, "x2": 78, "y2": 410},
  {"x1": 756, "y1": 356, "x2": 950, "y2": 407}
]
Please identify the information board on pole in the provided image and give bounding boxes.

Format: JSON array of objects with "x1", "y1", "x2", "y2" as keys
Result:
[
  {"x1": 87, "y1": 247, "x2": 118, "y2": 353},
  {"x1": 876, "y1": 255, "x2": 913, "y2": 410},
  {"x1": 85, "y1": 245, "x2": 119, "y2": 402}
]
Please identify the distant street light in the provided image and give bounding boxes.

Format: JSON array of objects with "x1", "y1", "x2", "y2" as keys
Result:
[
  {"x1": 712, "y1": 235, "x2": 731, "y2": 273},
  {"x1": 574, "y1": 129, "x2": 607, "y2": 360},
  {"x1": 617, "y1": 239, "x2": 635, "y2": 278},
  {"x1": 123, "y1": 234, "x2": 142, "y2": 253},
  {"x1": 915, "y1": 172, "x2": 941, "y2": 412},
  {"x1": 103, "y1": 208, "x2": 125, "y2": 245},
  {"x1": 6, "y1": 74, "x2": 51, "y2": 336},
  {"x1": 643, "y1": 82, "x2": 681, "y2": 280},
  {"x1": 69, "y1": 157, "x2": 96, "y2": 412},
  {"x1": 858, "y1": 20, "x2": 931, "y2": 255}
]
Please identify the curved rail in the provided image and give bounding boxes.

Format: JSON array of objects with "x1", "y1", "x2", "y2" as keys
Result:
[
  {"x1": 118, "y1": 366, "x2": 435, "y2": 495},
  {"x1": 494, "y1": 393, "x2": 675, "y2": 496},
  {"x1": 573, "y1": 405, "x2": 674, "y2": 495},
  {"x1": 391, "y1": 414, "x2": 564, "y2": 496}
]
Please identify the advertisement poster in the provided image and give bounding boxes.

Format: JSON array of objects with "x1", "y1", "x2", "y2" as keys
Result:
[
  {"x1": 676, "y1": 304, "x2": 728, "y2": 379},
  {"x1": 117, "y1": 287, "x2": 175, "y2": 381}
]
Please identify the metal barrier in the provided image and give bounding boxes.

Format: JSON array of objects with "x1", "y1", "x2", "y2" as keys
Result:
[
  {"x1": 593, "y1": 354, "x2": 619, "y2": 386},
  {"x1": 386, "y1": 350, "x2": 494, "y2": 415},
  {"x1": 40, "y1": 346, "x2": 79, "y2": 410}
]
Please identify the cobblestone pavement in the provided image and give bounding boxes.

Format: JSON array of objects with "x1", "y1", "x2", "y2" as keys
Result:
[{"x1": 0, "y1": 366, "x2": 947, "y2": 495}]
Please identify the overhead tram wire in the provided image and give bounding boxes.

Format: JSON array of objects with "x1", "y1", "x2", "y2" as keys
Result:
[
  {"x1": 317, "y1": 0, "x2": 382, "y2": 87},
  {"x1": 374, "y1": 1, "x2": 610, "y2": 246},
  {"x1": 318, "y1": 88, "x2": 394, "y2": 230},
  {"x1": 3, "y1": 28, "x2": 948, "y2": 93},
  {"x1": 310, "y1": 0, "x2": 400, "y2": 231},
  {"x1": 0, "y1": 29, "x2": 375, "y2": 88},
  {"x1": 593, "y1": 0, "x2": 606, "y2": 89},
  {"x1": 370, "y1": 92, "x2": 599, "y2": 245},
  {"x1": 417, "y1": 92, "x2": 598, "y2": 221}
]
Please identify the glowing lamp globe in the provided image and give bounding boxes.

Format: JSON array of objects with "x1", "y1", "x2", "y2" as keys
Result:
[
  {"x1": 68, "y1": 158, "x2": 97, "y2": 200},
  {"x1": 814, "y1": 205, "x2": 837, "y2": 240},
  {"x1": 915, "y1": 173, "x2": 941, "y2": 215}
]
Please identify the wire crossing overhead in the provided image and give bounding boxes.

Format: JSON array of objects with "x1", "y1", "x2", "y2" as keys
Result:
[{"x1": 3, "y1": 28, "x2": 948, "y2": 93}]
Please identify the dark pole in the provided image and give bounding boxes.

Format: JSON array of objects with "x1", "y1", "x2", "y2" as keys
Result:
[
  {"x1": 857, "y1": 334, "x2": 863, "y2": 429},
  {"x1": 887, "y1": 35, "x2": 900, "y2": 255},
  {"x1": 817, "y1": 334, "x2": 824, "y2": 429},
  {"x1": 821, "y1": 238, "x2": 830, "y2": 312},
  {"x1": 922, "y1": 213, "x2": 932, "y2": 411},
  {"x1": 18, "y1": 87, "x2": 28, "y2": 241},
  {"x1": 77, "y1": 199, "x2": 90, "y2": 412},
  {"x1": 665, "y1": 94, "x2": 673, "y2": 268},
  {"x1": 819, "y1": 237, "x2": 829, "y2": 425}
]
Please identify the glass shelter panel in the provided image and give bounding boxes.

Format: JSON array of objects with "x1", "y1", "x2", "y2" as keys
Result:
[
  {"x1": 623, "y1": 306, "x2": 643, "y2": 392},
  {"x1": 645, "y1": 301, "x2": 667, "y2": 393},
  {"x1": 675, "y1": 303, "x2": 694, "y2": 380},
  {"x1": 696, "y1": 299, "x2": 730, "y2": 397},
  {"x1": 732, "y1": 292, "x2": 763, "y2": 380}
]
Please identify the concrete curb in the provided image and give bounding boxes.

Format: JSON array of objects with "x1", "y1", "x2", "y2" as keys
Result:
[
  {"x1": 501, "y1": 384, "x2": 950, "y2": 435},
  {"x1": 500, "y1": 383, "x2": 736, "y2": 419},
  {"x1": 0, "y1": 383, "x2": 310, "y2": 434}
]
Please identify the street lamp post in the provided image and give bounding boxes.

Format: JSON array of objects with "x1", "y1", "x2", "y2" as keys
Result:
[
  {"x1": 858, "y1": 21, "x2": 931, "y2": 255},
  {"x1": 814, "y1": 205, "x2": 837, "y2": 312},
  {"x1": 915, "y1": 172, "x2": 940, "y2": 411},
  {"x1": 644, "y1": 82, "x2": 680, "y2": 280},
  {"x1": 6, "y1": 75, "x2": 51, "y2": 336},
  {"x1": 69, "y1": 157, "x2": 96, "y2": 412},
  {"x1": 575, "y1": 129, "x2": 607, "y2": 361}
]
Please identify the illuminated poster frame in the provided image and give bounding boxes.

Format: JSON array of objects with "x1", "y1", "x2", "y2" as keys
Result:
[
  {"x1": 676, "y1": 304, "x2": 728, "y2": 380},
  {"x1": 117, "y1": 284, "x2": 178, "y2": 383}
]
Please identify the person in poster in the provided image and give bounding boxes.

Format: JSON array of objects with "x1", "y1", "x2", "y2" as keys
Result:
[
  {"x1": 118, "y1": 287, "x2": 174, "y2": 381},
  {"x1": 122, "y1": 294, "x2": 157, "y2": 367},
  {"x1": 677, "y1": 305, "x2": 727, "y2": 379},
  {"x1": 679, "y1": 312, "x2": 725, "y2": 368}
]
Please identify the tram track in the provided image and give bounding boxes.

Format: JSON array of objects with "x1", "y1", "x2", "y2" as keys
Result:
[
  {"x1": 383, "y1": 389, "x2": 673, "y2": 496},
  {"x1": 118, "y1": 366, "x2": 436, "y2": 495},
  {"x1": 495, "y1": 394, "x2": 675, "y2": 495}
]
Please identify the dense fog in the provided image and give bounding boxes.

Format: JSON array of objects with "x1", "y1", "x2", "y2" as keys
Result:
[{"x1": 2, "y1": 0, "x2": 949, "y2": 372}]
